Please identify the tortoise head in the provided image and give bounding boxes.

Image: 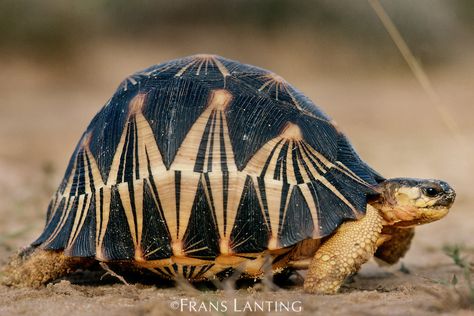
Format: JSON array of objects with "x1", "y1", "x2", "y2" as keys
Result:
[{"x1": 371, "y1": 178, "x2": 456, "y2": 227}]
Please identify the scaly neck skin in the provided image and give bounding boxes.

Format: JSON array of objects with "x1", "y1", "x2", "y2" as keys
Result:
[
  {"x1": 369, "y1": 187, "x2": 410, "y2": 226},
  {"x1": 371, "y1": 200, "x2": 420, "y2": 227}
]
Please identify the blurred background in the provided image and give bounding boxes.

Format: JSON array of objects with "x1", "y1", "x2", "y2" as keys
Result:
[
  {"x1": 0, "y1": 0, "x2": 473, "y2": 266},
  {"x1": 0, "y1": 1, "x2": 473, "y2": 314}
]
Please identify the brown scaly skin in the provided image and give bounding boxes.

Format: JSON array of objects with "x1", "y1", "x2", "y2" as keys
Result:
[
  {"x1": 375, "y1": 227, "x2": 415, "y2": 265},
  {"x1": 304, "y1": 178, "x2": 455, "y2": 294},
  {"x1": 304, "y1": 205, "x2": 383, "y2": 294}
]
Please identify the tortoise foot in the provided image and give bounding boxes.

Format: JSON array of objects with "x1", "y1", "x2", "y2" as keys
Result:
[{"x1": 303, "y1": 205, "x2": 383, "y2": 294}]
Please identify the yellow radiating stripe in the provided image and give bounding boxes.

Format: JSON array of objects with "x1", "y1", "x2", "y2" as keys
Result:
[
  {"x1": 107, "y1": 123, "x2": 129, "y2": 186},
  {"x1": 286, "y1": 140, "x2": 296, "y2": 183},
  {"x1": 202, "y1": 172, "x2": 246, "y2": 250},
  {"x1": 335, "y1": 161, "x2": 371, "y2": 186},
  {"x1": 175, "y1": 172, "x2": 200, "y2": 241},
  {"x1": 172, "y1": 107, "x2": 213, "y2": 171},
  {"x1": 212, "y1": 113, "x2": 223, "y2": 172},
  {"x1": 62, "y1": 151, "x2": 79, "y2": 196},
  {"x1": 202, "y1": 111, "x2": 215, "y2": 172},
  {"x1": 293, "y1": 141, "x2": 311, "y2": 184},
  {"x1": 244, "y1": 138, "x2": 285, "y2": 180},
  {"x1": 152, "y1": 171, "x2": 200, "y2": 255},
  {"x1": 227, "y1": 174, "x2": 255, "y2": 237},
  {"x1": 96, "y1": 186, "x2": 111, "y2": 260},
  {"x1": 258, "y1": 79, "x2": 274, "y2": 92},
  {"x1": 175, "y1": 59, "x2": 198, "y2": 77},
  {"x1": 45, "y1": 193, "x2": 60, "y2": 227},
  {"x1": 275, "y1": 82, "x2": 282, "y2": 100},
  {"x1": 151, "y1": 171, "x2": 178, "y2": 239},
  {"x1": 250, "y1": 175, "x2": 269, "y2": 233},
  {"x1": 283, "y1": 84, "x2": 304, "y2": 112},
  {"x1": 133, "y1": 180, "x2": 144, "y2": 256},
  {"x1": 260, "y1": 178, "x2": 293, "y2": 250},
  {"x1": 143, "y1": 63, "x2": 175, "y2": 77},
  {"x1": 302, "y1": 142, "x2": 369, "y2": 186},
  {"x1": 220, "y1": 110, "x2": 237, "y2": 172},
  {"x1": 298, "y1": 185, "x2": 320, "y2": 237},
  {"x1": 300, "y1": 143, "x2": 326, "y2": 173},
  {"x1": 196, "y1": 58, "x2": 205, "y2": 75},
  {"x1": 212, "y1": 57, "x2": 230, "y2": 77},
  {"x1": 141, "y1": 178, "x2": 169, "y2": 259},
  {"x1": 298, "y1": 144, "x2": 358, "y2": 214},
  {"x1": 85, "y1": 149, "x2": 105, "y2": 189},
  {"x1": 278, "y1": 183, "x2": 292, "y2": 236},
  {"x1": 221, "y1": 173, "x2": 247, "y2": 253},
  {"x1": 135, "y1": 112, "x2": 167, "y2": 175},
  {"x1": 67, "y1": 147, "x2": 91, "y2": 245},
  {"x1": 43, "y1": 196, "x2": 75, "y2": 246},
  {"x1": 66, "y1": 194, "x2": 90, "y2": 249},
  {"x1": 298, "y1": 142, "x2": 326, "y2": 181},
  {"x1": 172, "y1": 89, "x2": 233, "y2": 172},
  {"x1": 262, "y1": 178, "x2": 284, "y2": 248},
  {"x1": 201, "y1": 174, "x2": 214, "y2": 215},
  {"x1": 314, "y1": 172, "x2": 357, "y2": 214},
  {"x1": 117, "y1": 180, "x2": 143, "y2": 249}
]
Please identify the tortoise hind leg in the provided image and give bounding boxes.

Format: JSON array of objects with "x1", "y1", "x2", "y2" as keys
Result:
[
  {"x1": 375, "y1": 227, "x2": 415, "y2": 265},
  {"x1": 304, "y1": 205, "x2": 383, "y2": 294},
  {"x1": 1, "y1": 247, "x2": 83, "y2": 287}
]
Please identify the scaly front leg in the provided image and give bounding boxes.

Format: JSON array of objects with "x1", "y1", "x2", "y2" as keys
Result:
[{"x1": 304, "y1": 205, "x2": 383, "y2": 294}]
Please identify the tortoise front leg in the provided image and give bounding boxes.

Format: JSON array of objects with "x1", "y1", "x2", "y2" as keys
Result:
[
  {"x1": 375, "y1": 227, "x2": 415, "y2": 264},
  {"x1": 304, "y1": 205, "x2": 383, "y2": 294}
]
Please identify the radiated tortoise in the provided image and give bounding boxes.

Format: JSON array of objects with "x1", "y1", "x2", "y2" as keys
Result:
[{"x1": 4, "y1": 55, "x2": 456, "y2": 294}]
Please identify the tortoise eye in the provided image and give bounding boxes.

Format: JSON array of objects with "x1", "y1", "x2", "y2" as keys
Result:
[{"x1": 423, "y1": 187, "x2": 440, "y2": 197}]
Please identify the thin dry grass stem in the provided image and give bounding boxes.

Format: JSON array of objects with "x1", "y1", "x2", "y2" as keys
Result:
[
  {"x1": 99, "y1": 262, "x2": 129, "y2": 285},
  {"x1": 174, "y1": 276, "x2": 200, "y2": 294},
  {"x1": 368, "y1": 0, "x2": 467, "y2": 150}
]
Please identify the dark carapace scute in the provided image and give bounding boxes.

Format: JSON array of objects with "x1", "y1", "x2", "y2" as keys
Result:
[{"x1": 32, "y1": 54, "x2": 381, "y2": 269}]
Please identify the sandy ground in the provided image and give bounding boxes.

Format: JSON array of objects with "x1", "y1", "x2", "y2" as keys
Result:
[{"x1": 0, "y1": 39, "x2": 473, "y2": 315}]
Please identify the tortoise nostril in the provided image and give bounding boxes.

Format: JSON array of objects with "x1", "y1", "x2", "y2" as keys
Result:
[
  {"x1": 447, "y1": 190, "x2": 456, "y2": 203},
  {"x1": 444, "y1": 187, "x2": 456, "y2": 203},
  {"x1": 439, "y1": 181, "x2": 454, "y2": 194},
  {"x1": 440, "y1": 189, "x2": 456, "y2": 207}
]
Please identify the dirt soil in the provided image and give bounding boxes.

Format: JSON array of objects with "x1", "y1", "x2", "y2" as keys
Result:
[{"x1": 0, "y1": 40, "x2": 473, "y2": 315}]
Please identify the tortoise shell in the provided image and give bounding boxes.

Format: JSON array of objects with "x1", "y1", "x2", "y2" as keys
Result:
[{"x1": 32, "y1": 54, "x2": 382, "y2": 279}]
